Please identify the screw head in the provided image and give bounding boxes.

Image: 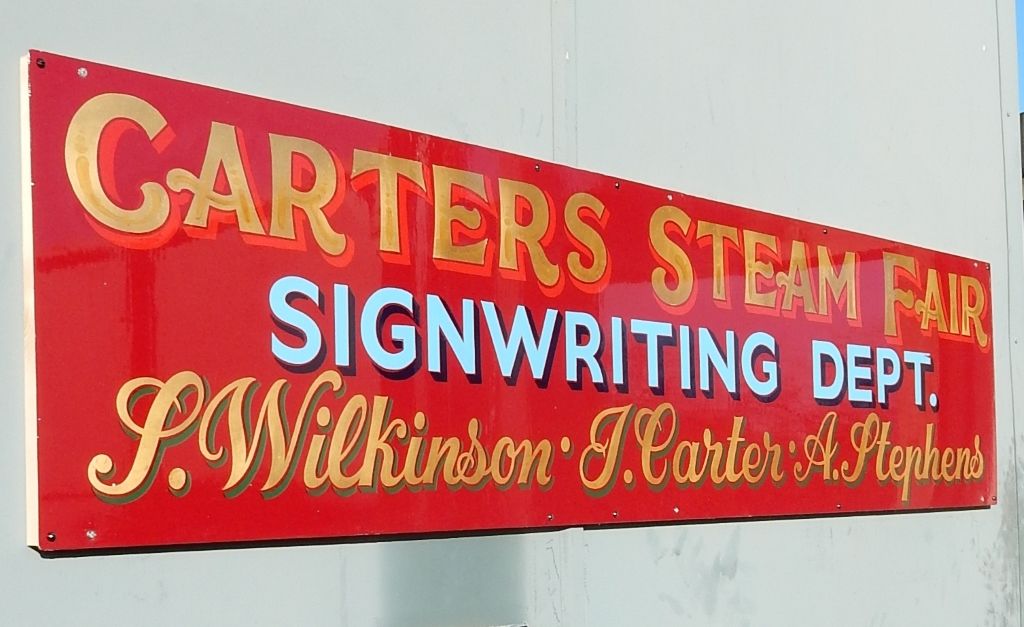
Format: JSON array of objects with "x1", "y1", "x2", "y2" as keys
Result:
[
  {"x1": 546, "y1": 513, "x2": 553, "y2": 521},
  {"x1": 77, "y1": 67, "x2": 88, "y2": 78},
  {"x1": 534, "y1": 164, "x2": 541, "y2": 172},
  {"x1": 85, "y1": 529, "x2": 97, "y2": 540},
  {"x1": 614, "y1": 182, "x2": 621, "y2": 189},
  {"x1": 45, "y1": 532, "x2": 56, "y2": 542},
  {"x1": 612, "y1": 511, "x2": 619, "y2": 518},
  {"x1": 35, "y1": 58, "x2": 45, "y2": 69}
]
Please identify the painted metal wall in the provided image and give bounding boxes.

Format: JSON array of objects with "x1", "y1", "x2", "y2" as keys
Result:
[{"x1": 3, "y1": 1, "x2": 1022, "y2": 624}]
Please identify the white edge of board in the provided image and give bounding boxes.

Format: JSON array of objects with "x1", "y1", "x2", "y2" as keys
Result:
[{"x1": 21, "y1": 53, "x2": 39, "y2": 549}]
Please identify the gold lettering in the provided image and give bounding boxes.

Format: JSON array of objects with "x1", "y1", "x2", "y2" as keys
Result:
[
  {"x1": 818, "y1": 246, "x2": 858, "y2": 321},
  {"x1": 64, "y1": 93, "x2": 170, "y2": 233},
  {"x1": 268, "y1": 133, "x2": 346, "y2": 256},
  {"x1": 649, "y1": 205, "x2": 694, "y2": 307},
  {"x1": 168, "y1": 122, "x2": 265, "y2": 234},
  {"x1": 695, "y1": 221, "x2": 739, "y2": 302},
  {"x1": 776, "y1": 240, "x2": 816, "y2": 314},
  {"x1": 87, "y1": 372, "x2": 205, "y2": 502},
  {"x1": 960, "y1": 275, "x2": 990, "y2": 348},
  {"x1": 351, "y1": 149, "x2": 426, "y2": 255},
  {"x1": 580, "y1": 405, "x2": 633, "y2": 495},
  {"x1": 564, "y1": 192, "x2": 608, "y2": 286},
  {"x1": 498, "y1": 178, "x2": 560, "y2": 287},
  {"x1": 96, "y1": 371, "x2": 556, "y2": 500},
  {"x1": 743, "y1": 229, "x2": 778, "y2": 307},
  {"x1": 883, "y1": 252, "x2": 916, "y2": 337},
  {"x1": 433, "y1": 165, "x2": 489, "y2": 266},
  {"x1": 916, "y1": 269, "x2": 948, "y2": 333}
]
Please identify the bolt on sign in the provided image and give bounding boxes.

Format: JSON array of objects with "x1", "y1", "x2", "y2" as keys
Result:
[{"x1": 22, "y1": 51, "x2": 994, "y2": 552}]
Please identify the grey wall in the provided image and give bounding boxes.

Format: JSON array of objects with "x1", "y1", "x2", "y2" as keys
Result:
[{"x1": 4, "y1": 1, "x2": 1023, "y2": 625}]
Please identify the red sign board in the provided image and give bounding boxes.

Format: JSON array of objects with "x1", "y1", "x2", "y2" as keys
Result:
[{"x1": 23, "y1": 51, "x2": 995, "y2": 552}]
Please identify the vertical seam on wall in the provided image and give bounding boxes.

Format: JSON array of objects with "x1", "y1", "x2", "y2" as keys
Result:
[
  {"x1": 550, "y1": 0, "x2": 578, "y2": 166},
  {"x1": 992, "y1": 0, "x2": 1024, "y2": 622},
  {"x1": 547, "y1": 7, "x2": 583, "y2": 623},
  {"x1": 548, "y1": 0, "x2": 557, "y2": 161}
]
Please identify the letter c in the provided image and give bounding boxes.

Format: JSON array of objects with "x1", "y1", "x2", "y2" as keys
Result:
[{"x1": 64, "y1": 93, "x2": 170, "y2": 233}]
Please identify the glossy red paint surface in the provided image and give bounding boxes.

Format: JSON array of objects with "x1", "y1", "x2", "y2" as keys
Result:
[{"x1": 26, "y1": 51, "x2": 995, "y2": 552}]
